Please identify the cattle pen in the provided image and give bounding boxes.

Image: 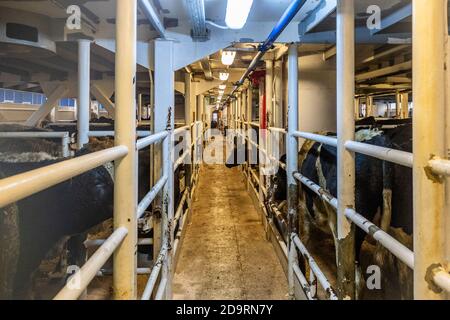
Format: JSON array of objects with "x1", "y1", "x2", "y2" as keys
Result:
[{"x1": 0, "y1": 0, "x2": 449, "y2": 302}]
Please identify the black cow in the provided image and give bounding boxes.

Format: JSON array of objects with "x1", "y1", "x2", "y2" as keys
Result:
[
  {"x1": 267, "y1": 126, "x2": 413, "y2": 299},
  {"x1": 0, "y1": 145, "x2": 114, "y2": 299}
]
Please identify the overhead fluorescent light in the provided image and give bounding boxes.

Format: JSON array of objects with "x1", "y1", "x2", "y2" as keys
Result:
[
  {"x1": 218, "y1": 90, "x2": 225, "y2": 95},
  {"x1": 219, "y1": 84, "x2": 226, "y2": 90},
  {"x1": 221, "y1": 51, "x2": 236, "y2": 66},
  {"x1": 219, "y1": 72, "x2": 229, "y2": 81},
  {"x1": 225, "y1": 0, "x2": 254, "y2": 29}
]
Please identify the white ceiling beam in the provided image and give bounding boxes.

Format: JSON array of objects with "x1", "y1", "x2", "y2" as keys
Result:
[{"x1": 299, "y1": 0, "x2": 337, "y2": 35}]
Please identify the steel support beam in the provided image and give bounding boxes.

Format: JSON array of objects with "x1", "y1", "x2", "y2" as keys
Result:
[
  {"x1": 336, "y1": 0, "x2": 356, "y2": 300},
  {"x1": 91, "y1": 84, "x2": 115, "y2": 119},
  {"x1": 185, "y1": 0, "x2": 209, "y2": 41},
  {"x1": 299, "y1": 0, "x2": 337, "y2": 35},
  {"x1": 287, "y1": 44, "x2": 299, "y2": 299},
  {"x1": 24, "y1": 84, "x2": 68, "y2": 127},
  {"x1": 372, "y1": 3, "x2": 412, "y2": 35},
  {"x1": 412, "y1": 0, "x2": 447, "y2": 300},
  {"x1": 77, "y1": 40, "x2": 91, "y2": 149},
  {"x1": 154, "y1": 39, "x2": 175, "y2": 300},
  {"x1": 113, "y1": 0, "x2": 138, "y2": 300},
  {"x1": 138, "y1": 0, "x2": 166, "y2": 39}
]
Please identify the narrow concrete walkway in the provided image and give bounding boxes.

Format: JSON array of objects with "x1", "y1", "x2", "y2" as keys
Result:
[{"x1": 173, "y1": 164, "x2": 288, "y2": 300}]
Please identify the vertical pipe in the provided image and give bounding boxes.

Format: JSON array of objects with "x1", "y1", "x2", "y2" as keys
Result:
[
  {"x1": 184, "y1": 72, "x2": 193, "y2": 191},
  {"x1": 354, "y1": 97, "x2": 360, "y2": 120},
  {"x1": 274, "y1": 60, "x2": 283, "y2": 128},
  {"x1": 77, "y1": 40, "x2": 91, "y2": 149},
  {"x1": 266, "y1": 60, "x2": 274, "y2": 127},
  {"x1": 336, "y1": 0, "x2": 356, "y2": 300},
  {"x1": 412, "y1": 0, "x2": 447, "y2": 300},
  {"x1": 138, "y1": 93, "x2": 143, "y2": 123},
  {"x1": 113, "y1": 0, "x2": 137, "y2": 300},
  {"x1": 247, "y1": 86, "x2": 253, "y2": 178},
  {"x1": 287, "y1": 44, "x2": 299, "y2": 233},
  {"x1": 401, "y1": 92, "x2": 409, "y2": 119},
  {"x1": 287, "y1": 44, "x2": 299, "y2": 300},
  {"x1": 154, "y1": 39, "x2": 175, "y2": 299},
  {"x1": 395, "y1": 92, "x2": 402, "y2": 118}
]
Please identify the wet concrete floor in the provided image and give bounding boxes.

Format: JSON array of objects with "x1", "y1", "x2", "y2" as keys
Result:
[{"x1": 173, "y1": 164, "x2": 288, "y2": 300}]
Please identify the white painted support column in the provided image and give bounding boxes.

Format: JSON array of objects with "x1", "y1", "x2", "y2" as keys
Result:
[
  {"x1": 113, "y1": 0, "x2": 137, "y2": 300},
  {"x1": 274, "y1": 60, "x2": 283, "y2": 128},
  {"x1": 287, "y1": 44, "x2": 299, "y2": 299},
  {"x1": 77, "y1": 40, "x2": 91, "y2": 149},
  {"x1": 336, "y1": 0, "x2": 356, "y2": 300},
  {"x1": 354, "y1": 97, "x2": 360, "y2": 120},
  {"x1": 91, "y1": 85, "x2": 115, "y2": 119},
  {"x1": 266, "y1": 60, "x2": 274, "y2": 127},
  {"x1": 154, "y1": 39, "x2": 175, "y2": 300},
  {"x1": 366, "y1": 95, "x2": 374, "y2": 117},
  {"x1": 247, "y1": 86, "x2": 253, "y2": 181},
  {"x1": 395, "y1": 92, "x2": 401, "y2": 118},
  {"x1": 184, "y1": 72, "x2": 194, "y2": 187},
  {"x1": 25, "y1": 84, "x2": 68, "y2": 127},
  {"x1": 412, "y1": 0, "x2": 447, "y2": 300},
  {"x1": 401, "y1": 92, "x2": 409, "y2": 119},
  {"x1": 184, "y1": 72, "x2": 192, "y2": 126}
]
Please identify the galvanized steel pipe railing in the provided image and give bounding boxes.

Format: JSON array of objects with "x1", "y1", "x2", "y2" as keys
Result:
[
  {"x1": 291, "y1": 234, "x2": 339, "y2": 300},
  {"x1": 88, "y1": 131, "x2": 153, "y2": 138},
  {"x1": 136, "y1": 130, "x2": 169, "y2": 150},
  {"x1": 345, "y1": 140, "x2": 413, "y2": 168},
  {"x1": 54, "y1": 227, "x2": 128, "y2": 300},
  {"x1": 0, "y1": 131, "x2": 71, "y2": 158},
  {"x1": 0, "y1": 146, "x2": 128, "y2": 208},
  {"x1": 293, "y1": 172, "x2": 415, "y2": 269},
  {"x1": 141, "y1": 247, "x2": 167, "y2": 300}
]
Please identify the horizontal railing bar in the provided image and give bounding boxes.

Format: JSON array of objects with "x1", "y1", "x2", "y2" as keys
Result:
[
  {"x1": 293, "y1": 173, "x2": 338, "y2": 209},
  {"x1": 174, "y1": 125, "x2": 190, "y2": 135},
  {"x1": 173, "y1": 208, "x2": 189, "y2": 257},
  {"x1": 0, "y1": 132, "x2": 70, "y2": 138},
  {"x1": 292, "y1": 234, "x2": 338, "y2": 300},
  {"x1": 141, "y1": 247, "x2": 167, "y2": 300},
  {"x1": 292, "y1": 262, "x2": 316, "y2": 300},
  {"x1": 428, "y1": 158, "x2": 450, "y2": 177},
  {"x1": 84, "y1": 238, "x2": 153, "y2": 248},
  {"x1": 0, "y1": 146, "x2": 128, "y2": 208},
  {"x1": 137, "y1": 175, "x2": 168, "y2": 218},
  {"x1": 174, "y1": 149, "x2": 190, "y2": 171},
  {"x1": 292, "y1": 131, "x2": 338, "y2": 148},
  {"x1": 345, "y1": 140, "x2": 413, "y2": 168},
  {"x1": 96, "y1": 267, "x2": 151, "y2": 276},
  {"x1": 53, "y1": 227, "x2": 128, "y2": 300},
  {"x1": 88, "y1": 131, "x2": 152, "y2": 138},
  {"x1": 174, "y1": 190, "x2": 189, "y2": 223},
  {"x1": 247, "y1": 122, "x2": 260, "y2": 128},
  {"x1": 345, "y1": 208, "x2": 414, "y2": 269},
  {"x1": 136, "y1": 131, "x2": 169, "y2": 150},
  {"x1": 433, "y1": 268, "x2": 450, "y2": 293},
  {"x1": 269, "y1": 202, "x2": 288, "y2": 229},
  {"x1": 249, "y1": 168, "x2": 260, "y2": 185},
  {"x1": 293, "y1": 172, "x2": 415, "y2": 269},
  {"x1": 268, "y1": 127, "x2": 287, "y2": 134}
]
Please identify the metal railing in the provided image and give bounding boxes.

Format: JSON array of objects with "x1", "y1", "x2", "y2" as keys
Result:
[{"x1": 0, "y1": 131, "x2": 71, "y2": 157}]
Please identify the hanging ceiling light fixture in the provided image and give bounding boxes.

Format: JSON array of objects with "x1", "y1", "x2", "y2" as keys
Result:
[
  {"x1": 218, "y1": 89, "x2": 225, "y2": 95},
  {"x1": 225, "y1": 0, "x2": 254, "y2": 29},
  {"x1": 221, "y1": 50, "x2": 236, "y2": 66},
  {"x1": 219, "y1": 72, "x2": 229, "y2": 81},
  {"x1": 219, "y1": 84, "x2": 226, "y2": 90}
]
